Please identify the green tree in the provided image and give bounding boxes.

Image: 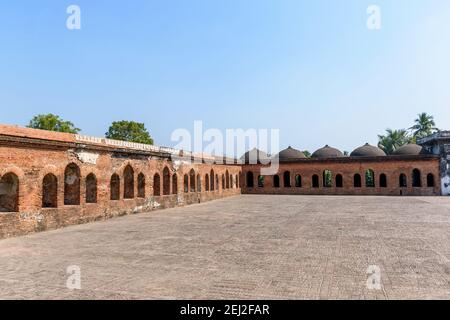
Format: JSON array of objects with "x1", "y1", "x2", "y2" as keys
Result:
[
  {"x1": 365, "y1": 169, "x2": 375, "y2": 187},
  {"x1": 27, "y1": 114, "x2": 80, "y2": 133},
  {"x1": 302, "y1": 150, "x2": 311, "y2": 158},
  {"x1": 410, "y1": 112, "x2": 439, "y2": 139},
  {"x1": 323, "y1": 170, "x2": 332, "y2": 187},
  {"x1": 105, "y1": 121, "x2": 154, "y2": 145},
  {"x1": 377, "y1": 128, "x2": 412, "y2": 155}
]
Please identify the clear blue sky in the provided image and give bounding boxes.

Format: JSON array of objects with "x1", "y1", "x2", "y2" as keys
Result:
[{"x1": 0, "y1": 0, "x2": 449, "y2": 154}]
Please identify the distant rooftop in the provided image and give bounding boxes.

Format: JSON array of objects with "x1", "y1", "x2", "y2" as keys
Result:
[{"x1": 417, "y1": 131, "x2": 450, "y2": 145}]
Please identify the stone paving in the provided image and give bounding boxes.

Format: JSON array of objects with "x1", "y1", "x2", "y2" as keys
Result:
[{"x1": 0, "y1": 195, "x2": 449, "y2": 300}]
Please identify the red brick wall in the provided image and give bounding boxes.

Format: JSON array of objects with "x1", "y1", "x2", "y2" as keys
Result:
[
  {"x1": 0, "y1": 144, "x2": 241, "y2": 239},
  {"x1": 241, "y1": 158, "x2": 441, "y2": 196},
  {"x1": 0, "y1": 124, "x2": 443, "y2": 240}
]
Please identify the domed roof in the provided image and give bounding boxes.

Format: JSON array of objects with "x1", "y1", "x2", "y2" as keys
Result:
[
  {"x1": 240, "y1": 148, "x2": 270, "y2": 164},
  {"x1": 277, "y1": 146, "x2": 307, "y2": 161},
  {"x1": 311, "y1": 145, "x2": 344, "y2": 158},
  {"x1": 392, "y1": 144, "x2": 427, "y2": 156},
  {"x1": 351, "y1": 143, "x2": 386, "y2": 157}
]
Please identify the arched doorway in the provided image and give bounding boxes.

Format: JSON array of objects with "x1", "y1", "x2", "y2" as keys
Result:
[
  {"x1": 427, "y1": 173, "x2": 435, "y2": 187},
  {"x1": 273, "y1": 175, "x2": 280, "y2": 188},
  {"x1": 64, "y1": 163, "x2": 80, "y2": 205},
  {"x1": 205, "y1": 174, "x2": 210, "y2": 191},
  {"x1": 86, "y1": 173, "x2": 97, "y2": 203},
  {"x1": 0, "y1": 173, "x2": 19, "y2": 212},
  {"x1": 399, "y1": 174, "x2": 407, "y2": 188},
  {"x1": 42, "y1": 173, "x2": 57, "y2": 208},
  {"x1": 123, "y1": 165, "x2": 134, "y2": 199},
  {"x1": 365, "y1": 169, "x2": 375, "y2": 188},
  {"x1": 258, "y1": 175, "x2": 264, "y2": 188},
  {"x1": 246, "y1": 172, "x2": 254, "y2": 188},
  {"x1": 210, "y1": 170, "x2": 215, "y2": 191},
  {"x1": 189, "y1": 169, "x2": 196, "y2": 192},
  {"x1": 163, "y1": 167, "x2": 171, "y2": 195},
  {"x1": 110, "y1": 174, "x2": 120, "y2": 200},
  {"x1": 138, "y1": 173, "x2": 146, "y2": 198},
  {"x1": 380, "y1": 174, "x2": 387, "y2": 188},
  {"x1": 154, "y1": 173, "x2": 161, "y2": 196},
  {"x1": 323, "y1": 170, "x2": 332, "y2": 188},
  {"x1": 412, "y1": 169, "x2": 421, "y2": 187},
  {"x1": 184, "y1": 174, "x2": 189, "y2": 193},
  {"x1": 197, "y1": 174, "x2": 202, "y2": 192},
  {"x1": 283, "y1": 171, "x2": 291, "y2": 188},
  {"x1": 354, "y1": 174, "x2": 362, "y2": 188},
  {"x1": 295, "y1": 175, "x2": 302, "y2": 188},
  {"x1": 335, "y1": 174, "x2": 343, "y2": 188},
  {"x1": 312, "y1": 175, "x2": 319, "y2": 188},
  {"x1": 172, "y1": 174, "x2": 178, "y2": 194}
]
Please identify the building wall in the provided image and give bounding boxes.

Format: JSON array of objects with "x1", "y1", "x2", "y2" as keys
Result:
[
  {"x1": 0, "y1": 124, "x2": 445, "y2": 240},
  {"x1": 438, "y1": 144, "x2": 450, "y2": 196},
  {"x1": 0, "y1": 144, "x2": 241, "y2": 239},
  {"x1": 417, "y1": 131, "x2": 450, "y2": 196},
  {"x1": 241, "y1": 158, "x2": 441, "y2": 196}
]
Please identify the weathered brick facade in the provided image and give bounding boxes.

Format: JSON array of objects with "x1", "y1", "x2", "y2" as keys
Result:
[
  {"x1": 0, "y1": 125, "x2": 241, "y2": 239},
  {"x1": 0, "y1": 125, "x2": 443, "y2": 240},
  {"x1": 418, "y1": 131, "x2": 450, "y2": 195},
  {"x1": 241, "y1": 157, "x2": 440, "y2": 196}
]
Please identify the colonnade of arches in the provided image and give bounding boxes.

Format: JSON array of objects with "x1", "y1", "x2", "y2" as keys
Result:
[
  {"x1": 185, "y1": 169, "x2": 239, "y2": 193},
  {"x1": 246, "y1": 168, "x2": 436, "y2": 190},
  {"x1": 0, "y1": 163, "x2": 240, "y2": 213}
]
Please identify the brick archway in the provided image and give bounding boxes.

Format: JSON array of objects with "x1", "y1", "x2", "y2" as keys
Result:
[
  {"x1": 0, "y1": 173, "x2": 19, "y2": 212},
  {"x1": 64, "y1": 163, "x2": 81, "y2": 205},
  {"x1": 42, "y1": 173, "x2": 58, "y2": 208}
]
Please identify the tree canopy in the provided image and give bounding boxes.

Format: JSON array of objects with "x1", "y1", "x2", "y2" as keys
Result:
[
  {"x1": 105, "y1": 121, "x2": 154, "y2": 145},
  {"x1": 378, "y1": 129, "x2": 413, "y2": 155},
  {"x1": 377, "y1": 113, "x2": 439, "y2": 154},
  {"x1": 410, "y1": 112, "x2": 439, "y2": 139},
  {"x1": 27, "y1": 114, "x2": 80, "y2": 134}
]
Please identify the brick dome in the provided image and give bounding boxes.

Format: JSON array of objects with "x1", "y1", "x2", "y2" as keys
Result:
[
  {"x1": 277, "y1": 146, "x2": 307, "y2": 161},
  {"x1": 351, "y1": 143, "x2": 386, "y2": 157},
  {"x1": 392, "y1": 144, "x2": 427, "y2": 156},
  {"x1": 240, "y1": 148, "x2": 270, "y2": 164},
  {"x1": 311, "y1": 145, "x2": 344, "y2": 158}
]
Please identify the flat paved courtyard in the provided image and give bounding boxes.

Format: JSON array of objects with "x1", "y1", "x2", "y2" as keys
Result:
[{"x1": 0, "y1": 195, "x2": 449, "y2": 300}]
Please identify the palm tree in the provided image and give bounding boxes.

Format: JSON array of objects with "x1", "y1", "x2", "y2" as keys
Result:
[
  {"x1": 410, "y1": 113, "x2": 439, "y2": 139},
  {"x1": 378, "y1": 129, "x2": 412, "y2": 155}
]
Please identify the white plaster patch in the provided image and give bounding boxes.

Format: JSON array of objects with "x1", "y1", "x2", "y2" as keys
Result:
[
  {"x1": 132, "y1": 198, "x2": 156, "y2": 213},
  {"x1": 173, "y1": 160, "x2": 191, "y2": 171},
  {"x1": 153, "y1": 201, "x2": 161, "y2": 208},
  {"x1": 133, "y1": 206, "x2": 144, "y2": 213},
  {"x1": 441, "y1": 176, "x2": 450, "y2": 196},
  {"x1": 75, "y1": 151, "x2": 100, "y2": 165}
]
